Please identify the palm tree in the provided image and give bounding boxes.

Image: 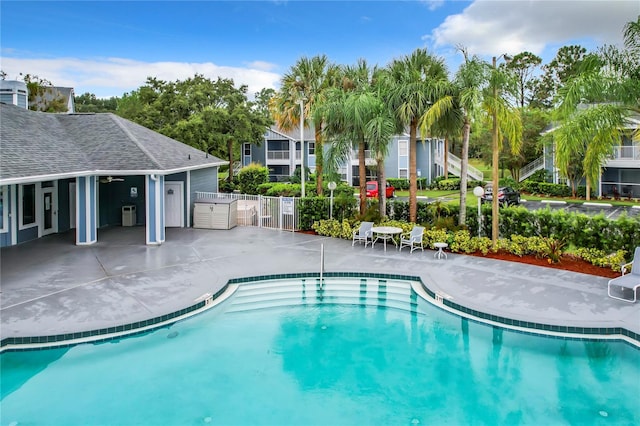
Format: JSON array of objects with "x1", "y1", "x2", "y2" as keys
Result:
[
  {"x1": 323, "y1": 60, "x2": 397, "y2": 216},
  {"x1": 487, "y1": 56, "x2": 523, "y2": 245},
  {"x1": 553, "y1": 16, "x2": 640, "y2": 200},
  {"x1": 323, "y1": 61, "x2": 370, "y2": 214},
  {"x1": 271, "y1": 55, "x2": 340, "y2": 196},
  {"x1": 420, "y1": 51, "x2": 484, "y2": 226},
  {"x1": 383, "y1": 48, "x2": 449, "y2": 223}
]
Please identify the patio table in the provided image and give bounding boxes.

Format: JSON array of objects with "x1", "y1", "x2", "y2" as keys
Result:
[{"x1": 371, "y1": 226, "x2": 403, "y2": 252}]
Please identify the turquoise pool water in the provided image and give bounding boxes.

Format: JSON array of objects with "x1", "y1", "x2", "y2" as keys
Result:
[{"x1": 1, "y1": 279, "x2": 639, "y2": 425}]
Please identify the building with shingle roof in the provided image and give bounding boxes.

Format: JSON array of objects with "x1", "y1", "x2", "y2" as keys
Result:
[{"x1": 0, "y1": 102, "x2": 226, "y2": 247}]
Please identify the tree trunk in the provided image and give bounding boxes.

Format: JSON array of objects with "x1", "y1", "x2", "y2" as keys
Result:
[
  {"x1": 409, "y1": 119, "x2": 418, "y2": 223},
  {"x1": 443, "y1": 136, "x2": 449, "y2": 178},
  {"x1": 459, "y1": 118, "x2": 471, "y2": 226},
  {"x1": 315, "y1": 125, "x2": 324, "y2": 196},
  {"x1": 359, "y1": 139, "x2": 367, "y2": 216},
  {"x1": 491, "y1": 70, "x2": 500, "y2": 247},
  {"x1": 377, "y1": 158, "x2": 386, "y2": 218},
  {"x1": 227, "y1": 139, "x2": 234, "y2": 182}
]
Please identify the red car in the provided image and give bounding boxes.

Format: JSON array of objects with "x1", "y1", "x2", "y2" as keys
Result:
[{"x1": 366, "y1": 181, "x2": 395, "y2": 198}]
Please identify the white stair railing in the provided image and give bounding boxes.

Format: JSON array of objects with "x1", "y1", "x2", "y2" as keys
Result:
[
  {"x1": 434, "y1": 151, "x2": 484, "y2": 181},
  {"x1": 519, "y1": 156, "x2": 544, "y2": 181},
  {"x1": 232, "y1": 161, "x2": 242, "y2": 175}
]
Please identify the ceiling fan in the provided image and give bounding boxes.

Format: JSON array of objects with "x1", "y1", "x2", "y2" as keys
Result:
[{"x1": 99, "y1": 176, "x2": 125, "y2": 183}]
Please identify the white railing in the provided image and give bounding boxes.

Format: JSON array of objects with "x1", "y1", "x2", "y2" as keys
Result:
[
  {"x1": 267, "y1": 150, "x2": 290, "y2": 160},
  {"x1": 519, "y1": 156, "x2": 544, "y2": 181},
  {"x1": 600, "y1": 182, "x2": 640, "y2": 198},
  {"x1": 352, "y1": 149, "x2": 374, "y2": 160},
  {"x1": 611, "y1": 145, "x2": 640, "y2": 160},
  {"x1": 232, "y1": 161, "x2": 242, "y2": 175},
  {"x1": 434, "y1": 151, "x2": 484, "y2": 181}
]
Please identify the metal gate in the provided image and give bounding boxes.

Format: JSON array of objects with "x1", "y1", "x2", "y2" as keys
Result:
[{"x1": 195, "y1": 192, "x2": 300, "y2": 231}]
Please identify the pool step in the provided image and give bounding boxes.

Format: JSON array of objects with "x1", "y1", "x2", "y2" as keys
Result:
[{"x1": 226, "y1": 277, "x2": 418, "y2": 313}]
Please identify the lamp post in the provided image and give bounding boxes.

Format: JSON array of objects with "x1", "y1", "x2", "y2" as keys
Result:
[
  {"x1": 490, "y1": 54, "x2": 511, "y2": 246},
  {"x1": 299, "y1": 98, "x2": 305, "y2": 199},
  {"x1": 473, "y1": 186, "x2": 484, "y2": 237},
  {"x1": 328, "y1": 181, "x2": 337, "y2": 219}
]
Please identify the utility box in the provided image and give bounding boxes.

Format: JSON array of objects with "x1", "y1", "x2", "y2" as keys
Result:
[
  {"x1": 193, "y1": 198, "x2": 238, "y2": 230},
  {"x1": 122, "y1": 205, "x2": 136, "y2": 227}
]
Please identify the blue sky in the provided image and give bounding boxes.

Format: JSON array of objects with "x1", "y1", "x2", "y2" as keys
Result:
[{"x1": 1, "y1": 0, "x2": 638, "y2": 98}]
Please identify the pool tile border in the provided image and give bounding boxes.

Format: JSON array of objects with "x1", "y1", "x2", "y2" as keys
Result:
[
  {"x1": 0, "y1": 286, "x2": 229, "y2": 352},
  {"x1": 231, "y1": 272, "x2": 639, "y2": 346},
  {"x1": 1, "y1": 272, "x2": 638, "y2": 352}
]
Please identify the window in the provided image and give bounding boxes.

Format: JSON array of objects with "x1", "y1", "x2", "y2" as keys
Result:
[
  {"x1": 398, "y1": 140, "x2": 408, "y2": 156},
  {"x1": 269, "y1": 165, "x2": 290, "y2": 181},
  {"x1": 17, "y1": 94, "x2": 27, "y2": 109},
  {"x1": 0, "y1": 186, "x2": 6, "y2": 232},
  {"x1": 20, "y1": 184, "x2": 36, "y2": 228},
  {"x1": 308, "y1": 142, "x2": 315, "y2": 155},
  {"x1": 0, "y1": 94, "x2": 13, "y2": 105},
  {"x1": 268, "y1": 140, "x2": 289, "y2": 151},
  {"x1": 338, "y1": 167, "x2": 348, "y2": 182},
  {"x1": 243, "y1": 143, "x2": 251, "y2": 156},
  {"x1": 399, "y1": 169, "x2": 408, "y2": 179}
]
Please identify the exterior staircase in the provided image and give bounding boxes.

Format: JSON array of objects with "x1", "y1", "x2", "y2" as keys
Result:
[
  {"x1": 434, "y1": 151, "x2": 484, "y2": 181},
  {"x1": 519, "y1": 156, "x2": 544, "y2": 182},
  {"x1": 232, "y1": 161, "x2": 242, "y2": 175}
]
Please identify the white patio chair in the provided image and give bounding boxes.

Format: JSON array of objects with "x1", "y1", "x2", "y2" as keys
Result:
[
  {"x1": 399, "y1": 226, "x2": 425, "y2": 253},
  {"x1": 352, "y1": 221, "x2": 374, "y2": 247},
  {"x1": 607, "y1": 246, "x2": 640, "y2": 303}
]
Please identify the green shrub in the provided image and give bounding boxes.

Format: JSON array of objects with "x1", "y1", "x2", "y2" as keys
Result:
[
  {"x1": 237, "y1": 163, "x2": 269, "y2": 194},
  {"x1": 218, "y1": 180, "x2": 236, "y2": 193},
  {"x1": 387, "y1": 178, "x2": 427, "y2": 190},
  {"x1": 436, "y1": 178, "x2": 461, "y2": 191},
  {"x1": 312, "y1": 219, "x2": 354, "y2": 239},
  {"x1": 299, "y1": 197, "x2": 329, "y2": 230},
  {"x1": 256, "y1": 183, "x2": 301, "y2": 197},
  {"x1": 575, "y1": 248, "x2": 627, "y2": 271},
  {"x1": 424, "y1": 228, "x2": 450, "y2": 248}
]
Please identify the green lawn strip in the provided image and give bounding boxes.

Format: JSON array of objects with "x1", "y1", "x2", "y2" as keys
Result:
[{"x1": 397, "y1": 189, "x2": 639, "y2": 208}]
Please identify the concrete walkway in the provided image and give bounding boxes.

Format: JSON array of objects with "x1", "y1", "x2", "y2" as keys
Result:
[{"x1": 1, "y1": 226, "x2": 638, "y2": 343}]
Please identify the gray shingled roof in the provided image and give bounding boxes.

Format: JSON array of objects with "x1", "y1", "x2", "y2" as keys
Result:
[{"x1": 0, "y1": 103, "x2": 226, "y2": 184}]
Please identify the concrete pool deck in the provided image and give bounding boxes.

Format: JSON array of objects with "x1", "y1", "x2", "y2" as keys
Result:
[{"x1": 1, "y1": 226, "x2": 638, "y2": 345}]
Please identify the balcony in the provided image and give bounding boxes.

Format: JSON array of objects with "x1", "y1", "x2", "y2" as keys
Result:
[
  {"x1": 352, "y1": 150, "x2": 376, "y2": 166},
  {"x1": 606, "y1": 145, "x2": 640, "y2": 168},
  {"x1": 267, "y1": 150, "x2": 290, "y2": 160}
]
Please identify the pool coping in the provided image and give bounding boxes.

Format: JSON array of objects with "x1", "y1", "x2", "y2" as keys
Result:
[{"x1": 1, "y1": 272, "x2": 638, "y2": 352}]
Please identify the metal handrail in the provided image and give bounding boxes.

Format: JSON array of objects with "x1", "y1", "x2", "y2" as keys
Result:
[
  {"x1": 434, "y1": 151, "x2": 484, "y2": 181},
  {"x1": 519, "y1": 156, "x2": 544, "y2": 181},
  {"x1": 319, "y1": 243, "x2": 324, "y2": 289}
]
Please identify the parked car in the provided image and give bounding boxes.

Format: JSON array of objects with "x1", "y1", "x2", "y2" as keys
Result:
[
  {"x1": 366, "y1": 181, "x2": 395, "y2": 198},
  {"x1": 481, "y1": 184, "x2": 520, "y2": 206}
]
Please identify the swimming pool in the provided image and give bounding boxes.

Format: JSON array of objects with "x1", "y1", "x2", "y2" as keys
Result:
[{"x1": 1, "y1": 277, "x2": 639, "y2": 425}]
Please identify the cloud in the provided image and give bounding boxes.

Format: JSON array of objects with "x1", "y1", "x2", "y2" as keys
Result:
[
  {"x1": 0, "y1": 56, "x2": 282, "y2": 98},
  {"x1": 428, "y1": 0, "x2": 639, "y2": 57},
  {"x1": 422, "y1": 0, "x2": 445, "y2": 11}
]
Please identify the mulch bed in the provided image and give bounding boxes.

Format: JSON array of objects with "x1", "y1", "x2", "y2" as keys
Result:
[
  {"x1": 296, "y1": 230, "x2": 619, "y2": 278},
  {"x1": 467, "y1": 250, "x2": 620, "y2": 278}
]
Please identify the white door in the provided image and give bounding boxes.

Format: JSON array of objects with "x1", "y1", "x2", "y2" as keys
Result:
[
  {"x1": 164, "y1": 182, "x2": 184, "y2": 227},
  {"x1": 42, "y1": 187, "x2": 57, "y2": 236}
]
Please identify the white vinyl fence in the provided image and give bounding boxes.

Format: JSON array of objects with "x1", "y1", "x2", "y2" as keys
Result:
[{"x1": 195, "y1": 192, "x2": 301, "y2": 231}]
